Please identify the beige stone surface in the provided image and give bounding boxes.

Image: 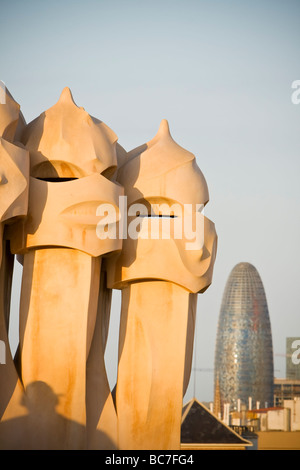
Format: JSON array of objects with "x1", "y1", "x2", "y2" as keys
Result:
[
  {"x1": 106, "y1": 120, "x2": 217, "y2": 449},
  {"x1": 0, "y1": 138, "x2": 29, "y2": 262},
  {"x1": 18, "y1": 248, "x2": 100, "y2": 449},
  {"x1": 107, "y1": 120, "x2": 217, "y2": 294},
  {"x1": 0, "y1": 87, "x2": 217, "y2": 450},
  {"x1": 118, "y1": 119, "x2": 209, "y2": 208},
  {"x1": 1, "y1": 87, "x2": 121, "y2": 449},
  {"x1": 0, "y1": 87, "x2": 26, "y2": 143},
  {"x1": 116, "y1": 281, "x2": 196, "y2": 450},
  {"x1": 21, "y1": 87, "x2": 118, "y2": 179},
  {"x1": 86, "y1": 266, "x2": 117, "y2": 449},
  {"x1": 9, "y1": 173, "x2": 123, "y2": 257},
  {"x1": 0, "y1": 89, "x2": 29, "y2": 447},
  {"x1": 0, "y1": 240, "x2": 26, "y2": 425}
]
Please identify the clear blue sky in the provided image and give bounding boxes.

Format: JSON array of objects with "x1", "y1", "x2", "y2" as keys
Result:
[{"x1": 1, "y1": 0, "x2": 300, "y2": 402}]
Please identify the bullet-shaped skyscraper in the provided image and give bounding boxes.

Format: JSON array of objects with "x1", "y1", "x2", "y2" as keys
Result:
[{"x1": 214, "y1": 262, "x2": 274, "y2": 411}]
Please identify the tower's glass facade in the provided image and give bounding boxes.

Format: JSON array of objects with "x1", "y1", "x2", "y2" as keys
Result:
[{"x1": 214, "y1": 262, "x2": 274, "y2": 411}]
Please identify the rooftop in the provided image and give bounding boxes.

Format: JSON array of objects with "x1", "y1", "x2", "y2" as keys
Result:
[{"x1": 181, "y1": 398, "x2": 252, "y2": 448}]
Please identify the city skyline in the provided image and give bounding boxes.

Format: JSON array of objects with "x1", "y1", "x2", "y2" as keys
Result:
[{"x1": 1, "y1": 0, "x2": 299, "y2": 403}]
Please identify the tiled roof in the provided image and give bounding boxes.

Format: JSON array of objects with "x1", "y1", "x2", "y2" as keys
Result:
[{"x1": 181, "y1": 399, "x2": 251, "y2": 445}]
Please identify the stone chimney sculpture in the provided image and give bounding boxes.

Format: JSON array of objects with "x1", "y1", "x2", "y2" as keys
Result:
[
  {"x1": 106, "y1": 120, "x2": 217, "y2": 449},
  {"x1": 0, "y1": 88, "x2": 29, "y2": 429},
  {"x1": 0, "y1": 86, "x2": 217, "y2": 450},
  {"x1": 1, "y1": 88, "x2": 123, "y2": 449}
]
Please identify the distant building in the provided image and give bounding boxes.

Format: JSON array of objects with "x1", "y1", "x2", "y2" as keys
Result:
[
  {"x1": 247, "y1": 406, "x2": 290, "y2": 431},
  {"x1": 246, "y1": 398, "x2": 300, "y2": 433},
  {"x1": 274, "y1": 378, "x2": 300, "y2": 406},
  {"x1": 286, "y1": 337, "x2": 300, "y2": 380},
  {"x1": 214, "y1": 262, "x2": 274, "y2": 412}
]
